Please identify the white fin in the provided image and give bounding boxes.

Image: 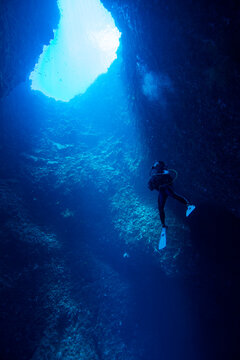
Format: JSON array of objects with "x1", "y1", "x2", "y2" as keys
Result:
[
  {"x1": 158, "y1": 228, "x2": 167, "y2": 250},
  {"x1": 186, "y1": 205, "x2": 196, "y2": 217}
]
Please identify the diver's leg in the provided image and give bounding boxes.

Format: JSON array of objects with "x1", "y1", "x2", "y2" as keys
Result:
[
  {"x1": 166, "y1": 186, "x2": 196, "y2": 217},
  {"x1": 166, "y1": 186, "x2": 188, "y2": 205},
  {"x1": 158, "y1": 190, "x2": 167, "y2": 226}
]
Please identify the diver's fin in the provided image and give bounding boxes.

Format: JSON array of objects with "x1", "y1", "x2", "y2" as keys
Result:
[
  {"x1": 158, "y1": 227, "x2": 167, "y2": 250},
  {"x1": 186, "y1": 205, "x2": 196, "y2": 217}
]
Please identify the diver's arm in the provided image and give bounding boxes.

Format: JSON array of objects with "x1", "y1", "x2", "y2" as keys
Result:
[{"x1": 155, "y1": 170, "x2": 169, "y2": 175}]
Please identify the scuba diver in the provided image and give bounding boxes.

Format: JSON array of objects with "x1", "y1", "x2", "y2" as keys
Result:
[{"x1": 148, "y1": 161, "x2": 195, "y2": 228}]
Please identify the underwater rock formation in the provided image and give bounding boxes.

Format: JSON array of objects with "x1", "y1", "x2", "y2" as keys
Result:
[
  {"x1": 0, "y1": 0, "x2": 238, "y2": 214},
  {"x1": 102, "y1": 0, "x2": 240, "y2": 216},
  {"x1": 0, "y1": 1, "x2": 240, "y2": 359},
  {"x1": 0, "y1": 0, "x2": 59, "y2": 98}
]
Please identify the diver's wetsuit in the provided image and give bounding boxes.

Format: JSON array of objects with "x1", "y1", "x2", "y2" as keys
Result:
[
  {"x1": 148, "y1": 169, "x2": 188, "y2": 226},
  {"x1": 158, "y1": 185, "x2": 188, "y2": 226}
]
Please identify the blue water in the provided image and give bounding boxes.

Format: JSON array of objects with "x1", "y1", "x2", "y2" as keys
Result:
[
  {"x1": 0, "y1": 53, "x2": 201, "y2": 360},
  {"x1": 0, "y1": 1, "x2": 201, "y2": 351},
  {"x1": 30, "y1": 0, "x2": 121, "y2": 102},
  {"x1": 2, "y1": 2, "x2": 239, "y2": 359}
]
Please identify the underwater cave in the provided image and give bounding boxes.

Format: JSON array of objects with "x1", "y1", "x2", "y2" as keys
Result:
[
  {"x1": 30, "y1": 0, "x2": 121, "y2": 101},
  {"x1": 0, "y1": 0, "x2": 240, "y2": 359}
]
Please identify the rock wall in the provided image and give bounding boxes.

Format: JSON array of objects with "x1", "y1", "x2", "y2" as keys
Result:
[
  {"x1": 0, "y1": 0, "x2": 59, "y2": 98},
  {"x1": 102, "y1": 0, "x2": 240, "y2": 216},
  {"x1": 0, "y1": 0, "x2": 239, "y2": 214},
  {"x1": 0, "y1": 1, "x2": 240, "y2": 359}
]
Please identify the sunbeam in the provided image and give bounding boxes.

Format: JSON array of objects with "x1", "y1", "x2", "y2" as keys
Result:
[{"x1": 29, "y1": 0, "x2": 121, "y2": 102}]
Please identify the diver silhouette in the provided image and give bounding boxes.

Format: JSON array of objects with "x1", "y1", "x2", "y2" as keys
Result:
[{"x1": 148, "y1": 161, "x2": 195, "y2": 227}]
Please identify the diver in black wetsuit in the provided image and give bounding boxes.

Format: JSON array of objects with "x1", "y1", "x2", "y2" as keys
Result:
[{"x1": 148, "y1": 161, "x2": 195, "y2": 227}]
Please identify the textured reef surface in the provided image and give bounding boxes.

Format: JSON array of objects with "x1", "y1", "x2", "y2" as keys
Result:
[
  {"x1": 0, "y1": 1, "x2": 240, "y2": 359},
  {"x1": 102, "y1": 0, "x2": 240, "y2": 216}
]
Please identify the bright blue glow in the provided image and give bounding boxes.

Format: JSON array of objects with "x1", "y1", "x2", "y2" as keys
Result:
[{"x1": 29, "y1": 0, "x2": 121, "y2": 102}]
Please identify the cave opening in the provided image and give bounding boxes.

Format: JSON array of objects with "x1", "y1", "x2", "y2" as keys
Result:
[
  {"x1": 29, "y1": 0, "x2": 121, "y2": 102},
  {"x1": 0, "y1": 0, "x2": 205, "y2": 357},
  {"x1": 1, "y1": 0, "x2": 240, "y2": 359}
]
